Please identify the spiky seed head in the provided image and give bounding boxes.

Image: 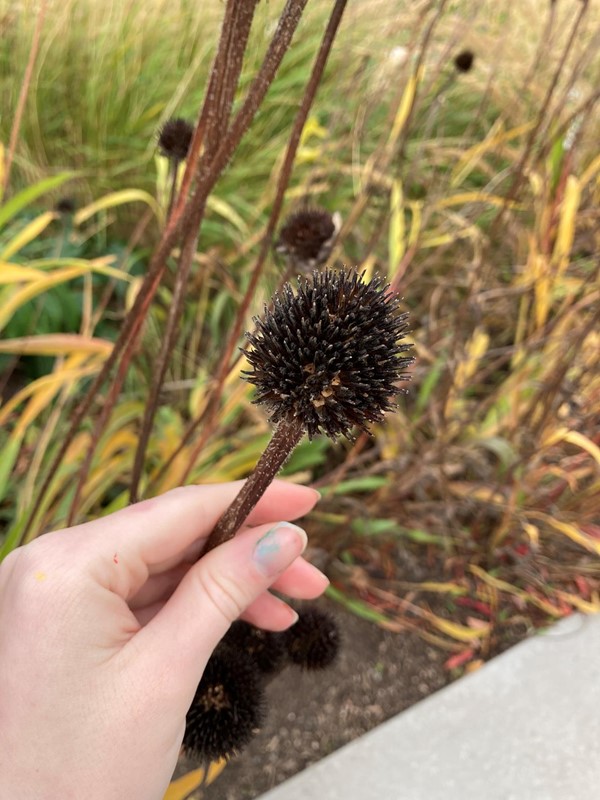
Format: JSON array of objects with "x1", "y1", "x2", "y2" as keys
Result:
[
  {"x1": 284, "y1": 607, "x2": 340, "y2": 670},
  {"x1": 244, "y1": 269, "x2": 414, "y2": 441},
  {"x1": 183, "y1": 645, "x2": 265, "y2": 762},
  {"x1": 225, "y1": 621, "x2": 286, "y2": 676},
  {"x1": 157, "y1": 117, "x2": 194, "y2": 161},
  {"x1": 275, "y1": 208, "x2": 340, "y2": 270},
  {"x1": 454, "y1": 50, "x2": 475, "y2": 73},
  {"x1": 55, "y1": 197, "x2": 76, "y2": 215}
]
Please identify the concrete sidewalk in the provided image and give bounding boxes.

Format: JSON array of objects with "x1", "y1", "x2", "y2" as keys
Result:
[{"x1": 259, "y1": 613, "x2": 600, "y2": 800}]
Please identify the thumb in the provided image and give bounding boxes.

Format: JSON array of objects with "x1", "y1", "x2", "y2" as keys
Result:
[{"x1": 132, "y1": 521, "x2": 307, "y2": 690}]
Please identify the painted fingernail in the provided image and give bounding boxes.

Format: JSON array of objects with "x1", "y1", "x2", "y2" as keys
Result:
[{"x1": 253, "y1": 522, "x2": 307, "y2": 577}]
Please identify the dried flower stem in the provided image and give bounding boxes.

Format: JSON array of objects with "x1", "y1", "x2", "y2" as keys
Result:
[
  {"x1": 156, "y1": 0, "x2": 349, "y2": 489},
  {"x1": 2, "y1": 0, "x2": 47, "y2": 199},
  {"x1": 129, "y1": 0, "x2": 259, "y2": 503},
  {"x1": 202, "y1": 419, "x2": 304, "y2": 554},
  {"x1": 492, "y1": 0, "x2": 589, "y2": 234}
]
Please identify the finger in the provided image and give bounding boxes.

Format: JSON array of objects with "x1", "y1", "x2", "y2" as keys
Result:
[
  {"x1": 269, "y1": 559, "x2": 329, "y2": 599},
  {"x1": 81, "y1": 481, "x2": 319, "y2": 599},
  {"x1": 132, "y1": 520, "x2": 308, "y2": 694},
  {"x1": 240, "y1": 592, "x2": 298, "y2": 630}
]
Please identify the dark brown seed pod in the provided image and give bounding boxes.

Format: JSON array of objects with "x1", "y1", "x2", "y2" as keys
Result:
[
  {"x1": 224, "y1": 621, "x2": 286, "y2": 676},
  {"x1": 284, "y1": 607, "x2": 340, "y2": 670},
  {"x1": 454, "y1": 50, "x2": 475, "y2": 73},
  {"x1": 183, "y1": 645, "x2": 265, "y2": 762},
  {"x1": 275, "y1": 208, "x2": 341, "y2": 270},
  {"x1": 157, "y1": 117, "x2": 194, "y2": 161},
  {"x1": 244, "y1": 268, "x2": 414, "y2": 441},
  {"x1": 55, "y1": 197, "x2": 76, "y2": 215}
]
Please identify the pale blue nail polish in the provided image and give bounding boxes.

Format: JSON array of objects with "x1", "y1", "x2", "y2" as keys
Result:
[{"x1": 253, "y1": 522, "x2": 307, "y2": 576}]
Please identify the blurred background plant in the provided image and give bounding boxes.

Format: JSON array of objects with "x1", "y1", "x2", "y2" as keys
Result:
[{"x1": 2, "y1": 1, "x2": 600, "y2": 785}]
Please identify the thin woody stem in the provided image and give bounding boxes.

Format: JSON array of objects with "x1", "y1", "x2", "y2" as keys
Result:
[{"x1": 201, "y1": 419, "x2": 304, "y2": 555}]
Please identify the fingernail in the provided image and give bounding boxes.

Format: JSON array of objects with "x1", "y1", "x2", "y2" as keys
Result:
[{"x1": 253, "y1": 522, "x2": 307, "y2": 577}]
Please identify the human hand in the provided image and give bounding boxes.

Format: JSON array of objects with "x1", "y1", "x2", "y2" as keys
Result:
[{"x1": 0, "y1": 481, "x2": 326, "y2": 800}]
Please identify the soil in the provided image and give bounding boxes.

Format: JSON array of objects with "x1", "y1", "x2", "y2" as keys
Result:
[{"x1": 177, "y1": 594, "x2": 451, "y2": 800}]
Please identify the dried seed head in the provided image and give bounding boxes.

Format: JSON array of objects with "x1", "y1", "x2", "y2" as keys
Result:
[
  {"x1": 55, "y1": 197, "x2": 76, "y2": 215},
  {"x1": 244, "y1": 269, "x2": 414, "y2": 440},
  {"x1": 284, "y1": 607, "x2": 340, "y2": 670},
  {"x1": 183, "y1": 645, "x2": 265, "y2": 762},
  {"x1": 454, "y1": 50, "x2": 475, "y2": 73},
  {"x1": 275, "y1": 208, "x2": 341, "y2": 271},
  {"x1": 157, "y1": 117, "x2": 194, "y2": 161},
  {"x1": 225, "y1": 621, "x2": 286, "y2": 676}
]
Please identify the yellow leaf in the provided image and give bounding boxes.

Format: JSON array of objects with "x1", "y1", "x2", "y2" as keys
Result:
[
  {"x1": 556, "y1": 591, "x2": 600, "y2": 615},
  {"x1": 543, "y1": 428, "x2": 600, "y2": 467},
  {"x1": 528, "y1": 512, "x2": 600, "y2": 556},
  {"x1": 0, "y1": 262, "x2": 47, "y2": 283},
  {"x1": 389, "y1": 180, "x2": 405, "y2": 271},
  {"x1": 389, "y1": 72, "x2": 419, "y2": 144},
  {"x1": 427, "y1": 613, "x2": 490, "y2": 643},
  {"x1": 163, "y1": 768, "x2": 206, "y2": 800},
  {"x1": 206, "y1": 196, "x2": 248, "y2": 235},
  {"x1": 206, "y1": 759, "x2": 227, "y2": 785},
  {"x1": 552, "y1": 175, "x2": 580, "y2": 277},
  {"x1": 0, "y1": 212, "x2": 58, "y2": 260},
  {"x1": 0, "y1": 334, "x2": 112, "y2": 357},
  {"x1": 451, "y1": 121, "x2": 533, "y2": 187},
  {"x1": 74, "y1": 189, "x2": 163, "y2": 226}
]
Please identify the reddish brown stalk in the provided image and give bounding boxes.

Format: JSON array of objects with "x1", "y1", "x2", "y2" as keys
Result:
[
  {"x1": 3, "y1": 0, "x2": 47, "y2": 197},
  {"x1": 201, "y1": 419, "x2": 304, "y2": 554},
  {"x1": 492, "y1": 0, "x2": 589, "y2": 234},
  {"x1": 64, "y1": 0, "x2": 308, "y2": 521},
  {"x1": 129, "y1": 0, "x2": 259, "y2": 503},
  {"x1": 169, "y1": 0, "x2": 350, "y2": 487}
]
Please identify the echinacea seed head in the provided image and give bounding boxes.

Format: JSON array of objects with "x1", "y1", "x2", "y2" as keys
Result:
[
  {"x1": 275, "y1": 208, "x2": 340, "y2": 270},
  {"x1": 244, "y1": 269, "x2": 414, "y2": 441},
  {"x1": 225, "y1": 621, "x2": 286, "y2": 676},
  {"x1": 284, "y1": 606, "x2": 340, "y2": 670},
  {"x1": 183, "y1": 645, "x2": 265, "y2": 762},
  {"x1": 157, "y1": 117, "x2": 194, "y2": 161},
  {"x1": 454, "y1": 50, "x2": 475, "y2": 73}
]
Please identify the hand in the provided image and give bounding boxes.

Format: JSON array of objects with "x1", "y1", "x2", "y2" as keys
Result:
[{"x1": 0, "y1": 481, "x2": 326, "y2": 800}]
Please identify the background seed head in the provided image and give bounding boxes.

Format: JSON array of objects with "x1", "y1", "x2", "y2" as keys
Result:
[
  {"x1": 157, "y1": 117, "x2": 194, "y2": 161},
  {"x1": 275, "y1": 208, "x2": 340, "y2": 270},
  {"x1": 244, "y1": 269, "x2": 414, "y2": 440},
  {"x1": 284, "y1": 607, "x2": 341, "y2": 670},
  {"x1": 454, "y1": 49, "x2": 475, "y2": 73},
  {"x1": 183, "y1": 645, "x2": 265, "y2": 762},
  {"x1": 224, "y1": 620, "x2": 286, "y2": 676}
]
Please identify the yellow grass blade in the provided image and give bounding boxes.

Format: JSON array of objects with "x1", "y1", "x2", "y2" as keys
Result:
[
  {"x1": 389, "y1": 179, "x2": 405, "y2": 271},
  {"x1": 207, "y1": 196, "x2": 248, "y2": 235},
  {"x1": 527, "y1": 512, "x2": 600, "y2": 556},
  {"x1": 0, "y1": 363, "x2": 100, "y2": 429},
  {"x1": 388, "y1": 71, "x2": 419, "y2": 145},
  {"x1": 543, "y1": 427, "x2": 600, "y2": 467},
  {"x1": 451, "y1": 121, "x2": 533, "y2": 186},
  {"x1": 0, "y1": 262, "x2": 47, "y2": 283},
  {"x1": 0, "y1": 334, "x2": 112, "y2": 357},
  {"x1": 0, "y1": 211, "x2": 57, "y2": 260},
  {"x1": 163, "y1": 768, "x2": 206, "y2": 800},
  {"x1": 206, "y1": 759, "x2": 227, "y2": 784},
  {"x1": 74, "y1": 189, "x2": 162, "y2": 226},
  {"x1": 552, "y1": 175, "x2": 580, "y2": 278}
]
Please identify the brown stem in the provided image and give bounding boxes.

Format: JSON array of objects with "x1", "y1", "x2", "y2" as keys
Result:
[
  {"x1": 3, "y1": 0, "x2": 47, "y2": 198},
  {"x1": 129, "y1": 0, "x2": 259, "y2": 503},
  {"x1": 162, "y1": 0, "x2": 349, "y2": 488},
  {"x1": 491, "y1": 0, "x2": 589, "y2": 234},
  {"x1": 202, "y1": 419, "x2": 304, "y2": 555}
]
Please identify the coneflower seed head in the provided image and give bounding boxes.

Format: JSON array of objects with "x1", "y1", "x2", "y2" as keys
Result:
[
  {"x1": 275, "y1": 208, "x2": 339, "y2": 270},
  {"x1": 158, "y1": 117, "x2": 194, "y2": 161},
  {"x1": 183, "y1": 645, "x2": 265, "y2": 762},
  {"x1": 225, "y1": 621, "x2": 286, "y2": 675},
  {"x1": 284, "y1": 607, "x2": 340, "y2": 670},
  {"x1": 454, "y1": 50, "x2": 475, "y2": 73},
  {"x1": 244, "y1": 269, "x2": 414, "y2": 440}
]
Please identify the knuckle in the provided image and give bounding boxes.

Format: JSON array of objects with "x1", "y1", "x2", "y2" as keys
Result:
[{"x1": 193, "y1": 566, "x2": 248, "y2": 624}]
